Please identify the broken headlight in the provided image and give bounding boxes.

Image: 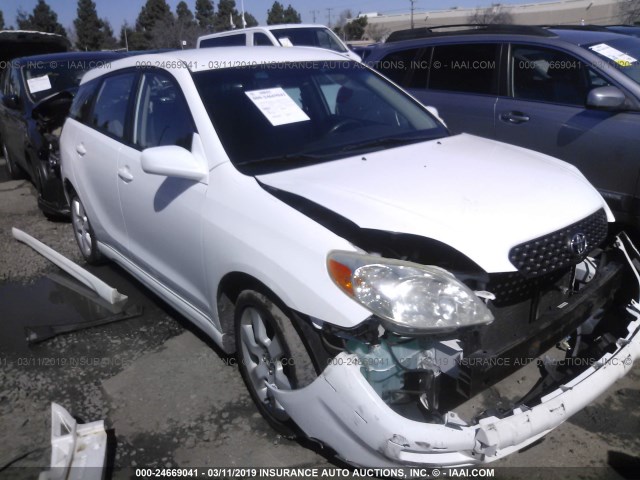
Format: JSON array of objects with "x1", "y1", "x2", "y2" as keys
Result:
[{"x1": 327, "y1": 251, "x2": 494, "y2": 334}]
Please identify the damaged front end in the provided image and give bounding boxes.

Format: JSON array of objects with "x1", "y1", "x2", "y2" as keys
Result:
[
  {"x1": 268, "y1": 232, "x2": 640, "y2": 467},
  {"x1": 31, "y1": 91, "x2": 74, "y2": 217}
]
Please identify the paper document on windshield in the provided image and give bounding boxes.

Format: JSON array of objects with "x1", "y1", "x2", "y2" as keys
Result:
[
  {"x1": 27, "y1": 75, "x2": 52, "y2": 94},
  {"x1": 589, "y1": 43, "x2": 638, "y2": 66},
  {"x1": 245, "y1": 88, "x2": 310, "y2": 126}
]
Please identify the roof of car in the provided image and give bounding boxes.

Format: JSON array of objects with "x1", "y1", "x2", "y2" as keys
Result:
[
  {"x1": 14, "y1": 50, "x2": 127, "y2": 66},
  {"x1": 258, "y1": 24, "x2": 331, "y2": 30},
  {"x1": 203, "y1": 24, "x2": 330, "y2": 34},
  {"x1": 369, "y1": 25, "x2": 638, "y2": 54},
  {"x1": 548, "y1": 27, "x2": 635, "y2": 46},
  {"x1": 81, "y1": 46, "x2": 351, "y2": 83}
]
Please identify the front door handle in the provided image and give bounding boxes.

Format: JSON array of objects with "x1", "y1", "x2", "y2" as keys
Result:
[
  {"x1": 117, "y1": 167, "x2": 133, "y2": 182},
  {"x1": 76, "y1": 144, "x2": 86, "y2": 156},
  {"x1": 500, "y1": 111, "x2": 530, "y2": 124}
]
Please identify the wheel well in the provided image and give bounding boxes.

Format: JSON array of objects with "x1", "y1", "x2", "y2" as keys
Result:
[
  {"x1": 63, "y1": 179, "x2": 76, "y2": 203},
  {"x1": 216, "y1": 272, "x2": 280, "y2": 348},
  {"x1": 216, "y1": 272, "x2": 332, "y2": 370}
]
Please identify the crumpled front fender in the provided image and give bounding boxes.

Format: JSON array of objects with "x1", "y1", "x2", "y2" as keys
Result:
[{"x1": 269, "y1": 236, "x2": 640, "y2": 468}]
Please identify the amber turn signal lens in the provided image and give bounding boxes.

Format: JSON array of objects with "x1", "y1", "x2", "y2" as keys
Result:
[{"x1": 328, "y1": 259, "x2": 353, "y2": 295}]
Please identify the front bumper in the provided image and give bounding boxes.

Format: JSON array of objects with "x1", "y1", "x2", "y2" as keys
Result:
[{"x1": 269, "y1": 236, "x2": 640, "y2": 467}]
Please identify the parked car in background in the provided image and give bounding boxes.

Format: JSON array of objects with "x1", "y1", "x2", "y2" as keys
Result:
[
  {"x1": 365, "y1": 25, "x2": 640, "y2": 228},
  {"x1": 197, "y1": 24, "x2": 361, "y2": 61},
  {"x1": 606, "y1": 25, "x2": 640, "y2": 38},
  {"x1": 0, "y1": 29, "x2": 69, "y2": 64},
  {"x1": 0, "y1": 50, "x2": 126, "y2": 218},
  {"x1": 61, "y1": 46, "x2": 640, "y2": 468}
]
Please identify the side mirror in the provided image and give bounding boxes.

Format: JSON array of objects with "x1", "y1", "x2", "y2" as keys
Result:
[
  {"x1": 2, "y1": 94, "x2": 20, "y2": 110},
  {"x1": 587, "y1": 86, "x2": 626, "y2": 110},
  {"x1": 141, "y1": 145, "x2": 208, "y2": 182}
]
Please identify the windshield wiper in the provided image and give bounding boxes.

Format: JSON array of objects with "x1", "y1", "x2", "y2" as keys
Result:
[
  {"x1": 340, "y1": 133, "x2": 442, "y2": 153},
  {"x1": 237, "y1": 152, "x2": 333, "y2": 172}
]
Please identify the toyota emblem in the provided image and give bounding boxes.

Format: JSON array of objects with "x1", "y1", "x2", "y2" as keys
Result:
[{"x1": 570, "y1": 233, "x2": 588, "y2": 256}]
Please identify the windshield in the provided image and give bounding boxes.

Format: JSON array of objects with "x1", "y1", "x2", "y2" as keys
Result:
[
  {"x1": 584, "y1": 37, "x2": 640, "y2": 85},
  {"x1": 272, "y1": 27, "x2": 348, "y2": 53},
  {"x1": 23, "y1": 59, "x2": 111, "y2": 102},
  {"x1": 193, "y1": 61, "x2": 448, "y2": 175}
]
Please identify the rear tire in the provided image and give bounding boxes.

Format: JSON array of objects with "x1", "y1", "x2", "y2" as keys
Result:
[
  {"x1": 70, "y1": 193, "x2": 103, "y2": 264},
  {"x1": 2, "y1": 143, "x2": 23, "y2": 180},
  {"x1": 234, "y1": 290, "x2": 317, "y2": 437}
]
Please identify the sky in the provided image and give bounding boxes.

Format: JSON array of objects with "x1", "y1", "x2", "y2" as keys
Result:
[{"x1": 1, "y1": 0, "x2": 536, "y2": 32}]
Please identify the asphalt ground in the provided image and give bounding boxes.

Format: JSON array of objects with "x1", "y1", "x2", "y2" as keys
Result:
[{"x1": 0, "y1": 158, "x2": 639, "y2": 480}]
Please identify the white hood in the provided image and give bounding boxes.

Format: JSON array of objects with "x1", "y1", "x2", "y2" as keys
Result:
[{"x1": 257, "y1": 134, "x2": 610, "y2": 273}]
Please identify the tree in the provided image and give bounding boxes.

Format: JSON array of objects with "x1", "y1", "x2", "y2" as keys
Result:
[
  {"x1": 267, "y1": 2, "x2": 301, "y2": 24},
  {"x1": 171, "y1": 1, "x2": 200, "y2": 48},
  {"x1": 343, "y1": 16, "x2": 367, "y2": 41},
  {"x1": 267, "y1": 1, "x2": 285, "y2": 25},
  {"x1": 131, "y1": 0, "x2": 173, "y2": 49},
  {"x1": 243, "y1": 12, "x2": 259, "y2": 27},
  {"x1": 17, "y1": 0, "x2": 67, "y2": 37},
  {"x1": 619, "y1": 0, "x2": 640, "y2": 24},
  {"x1": 365, "y1": 22, "x2": 389, "y2": 42},
  {"x1": 468, "y1": 4, "x2": 514, "y2": 24},
  {"x1": 283, "y1": 5, "x2": 301, "y2": 23},
  {"x1": 74, "y1": 0, "x2": 103, "y2": 50},
  {"x1": 100, "y1": 19, "x2": 118, "y2": 49},
  {"x1": 214, "y1": 0, "x2": 240, "y2": 32},
  {"x1": 136, "y1": 0, "x2": 173, "y2": 32},
  {"x1": 332, "y1": 9, "x2": 354, "y2": 39},
  {"x1": 177, "y1": 1, "x2": 195, "y2": 26},
  {"x1": 16, "y1": 9, "x2": 28, "y2": 29},
  {"x1": 0, "y1": 10, "x2": 5, "y2": 30},
  {"x1": 195, "y1": 0, "x2": 215, "y2": 30}
]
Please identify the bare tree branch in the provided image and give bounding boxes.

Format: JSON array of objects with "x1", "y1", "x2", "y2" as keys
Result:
[{"x1": 468, "y1": 4, "x2": 514, "y2": 24}]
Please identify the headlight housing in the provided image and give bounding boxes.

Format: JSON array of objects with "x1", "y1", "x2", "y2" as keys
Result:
[{"x1": 327, "y1": 251, "x2": 494, "y2": 334}]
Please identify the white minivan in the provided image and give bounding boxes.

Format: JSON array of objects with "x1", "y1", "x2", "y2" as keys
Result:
[{"x1": 197, "y1": 24, "x2": 362, "y2": 61}]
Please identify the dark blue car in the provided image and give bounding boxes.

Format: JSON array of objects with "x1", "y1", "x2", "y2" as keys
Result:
[
  {"x1": 365, "y1": 25, "x2": 640, "y2": 228},
  {"x1": 0, "y1": 50, "x2": 127, "y2": 218}
]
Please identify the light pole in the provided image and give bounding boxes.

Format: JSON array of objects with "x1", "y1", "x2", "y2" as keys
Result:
[{"x1": 410, "y1": 0, "x2": 416, "y2": 29}]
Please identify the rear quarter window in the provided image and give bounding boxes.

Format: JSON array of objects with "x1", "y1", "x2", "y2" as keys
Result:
[
  {"x1": 428, "y1": 43, "x2": 500, "y2": 95},
  {"x1": 373, "y1": 47, "x2": 431, "y2": 88},
  {"x1": 253, "y1": 33, "x2": 273, "y2": 46},
  {"x1": 69, "y1": 79, "x2": 100, "y2": 125},
  {"x1": 200, "y1": 34, "x2": 246, "y2": 47}
]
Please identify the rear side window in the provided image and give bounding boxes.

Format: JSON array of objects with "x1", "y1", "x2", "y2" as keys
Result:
[
  {"x1": 428, "y1": 44, "x2": 499, "y2": 95},
  {"x1": 91, "y1": 73, "x2": 136, "y2": 139},
  {"x1": 375, "y1": 48, "x2": 430, "y2": 88},
  {"x1": 200, "y1": 34, "x2": 245, "y2": 47},
  {"x1": 253, "y1": 33, "x2": 272, "y2": 46}
]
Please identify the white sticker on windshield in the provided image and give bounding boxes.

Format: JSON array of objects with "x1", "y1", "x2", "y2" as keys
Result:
[
  {"x1": 589, "y1": 43, "x2": 638, "y2": 66},
  {"x1": 245, "y1": 88, "x2": 310, "y2": 126},
  {"x1": 26, "y1": 75, "x2": 52, "y2": 94},
  {"x1": 278, "y1": 37, "x2": 294, "y2": 47}
]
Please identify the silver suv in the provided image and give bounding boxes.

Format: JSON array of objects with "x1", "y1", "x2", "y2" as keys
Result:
[{"x1": 366, "y1": 25, "x2": 640, "y2": 228}]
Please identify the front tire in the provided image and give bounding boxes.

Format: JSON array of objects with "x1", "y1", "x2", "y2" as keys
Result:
[
  {"x1": 70, "y1": 193, "x2": 103, "y2": 264},
  {"x1": 234, "y1": 290, "x2": 317, "y2": 436}
]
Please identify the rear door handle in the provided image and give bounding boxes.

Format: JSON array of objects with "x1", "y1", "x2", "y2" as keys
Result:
[
  {"x1": 76, "y1": 144, "x2": 86, "y2": 156},
  {"x1": 500, "y1": 111, "x2": 530, "y2": 124},
  {"x1": 117, "y1": 167, "x2": 133, "y2": 182}
]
